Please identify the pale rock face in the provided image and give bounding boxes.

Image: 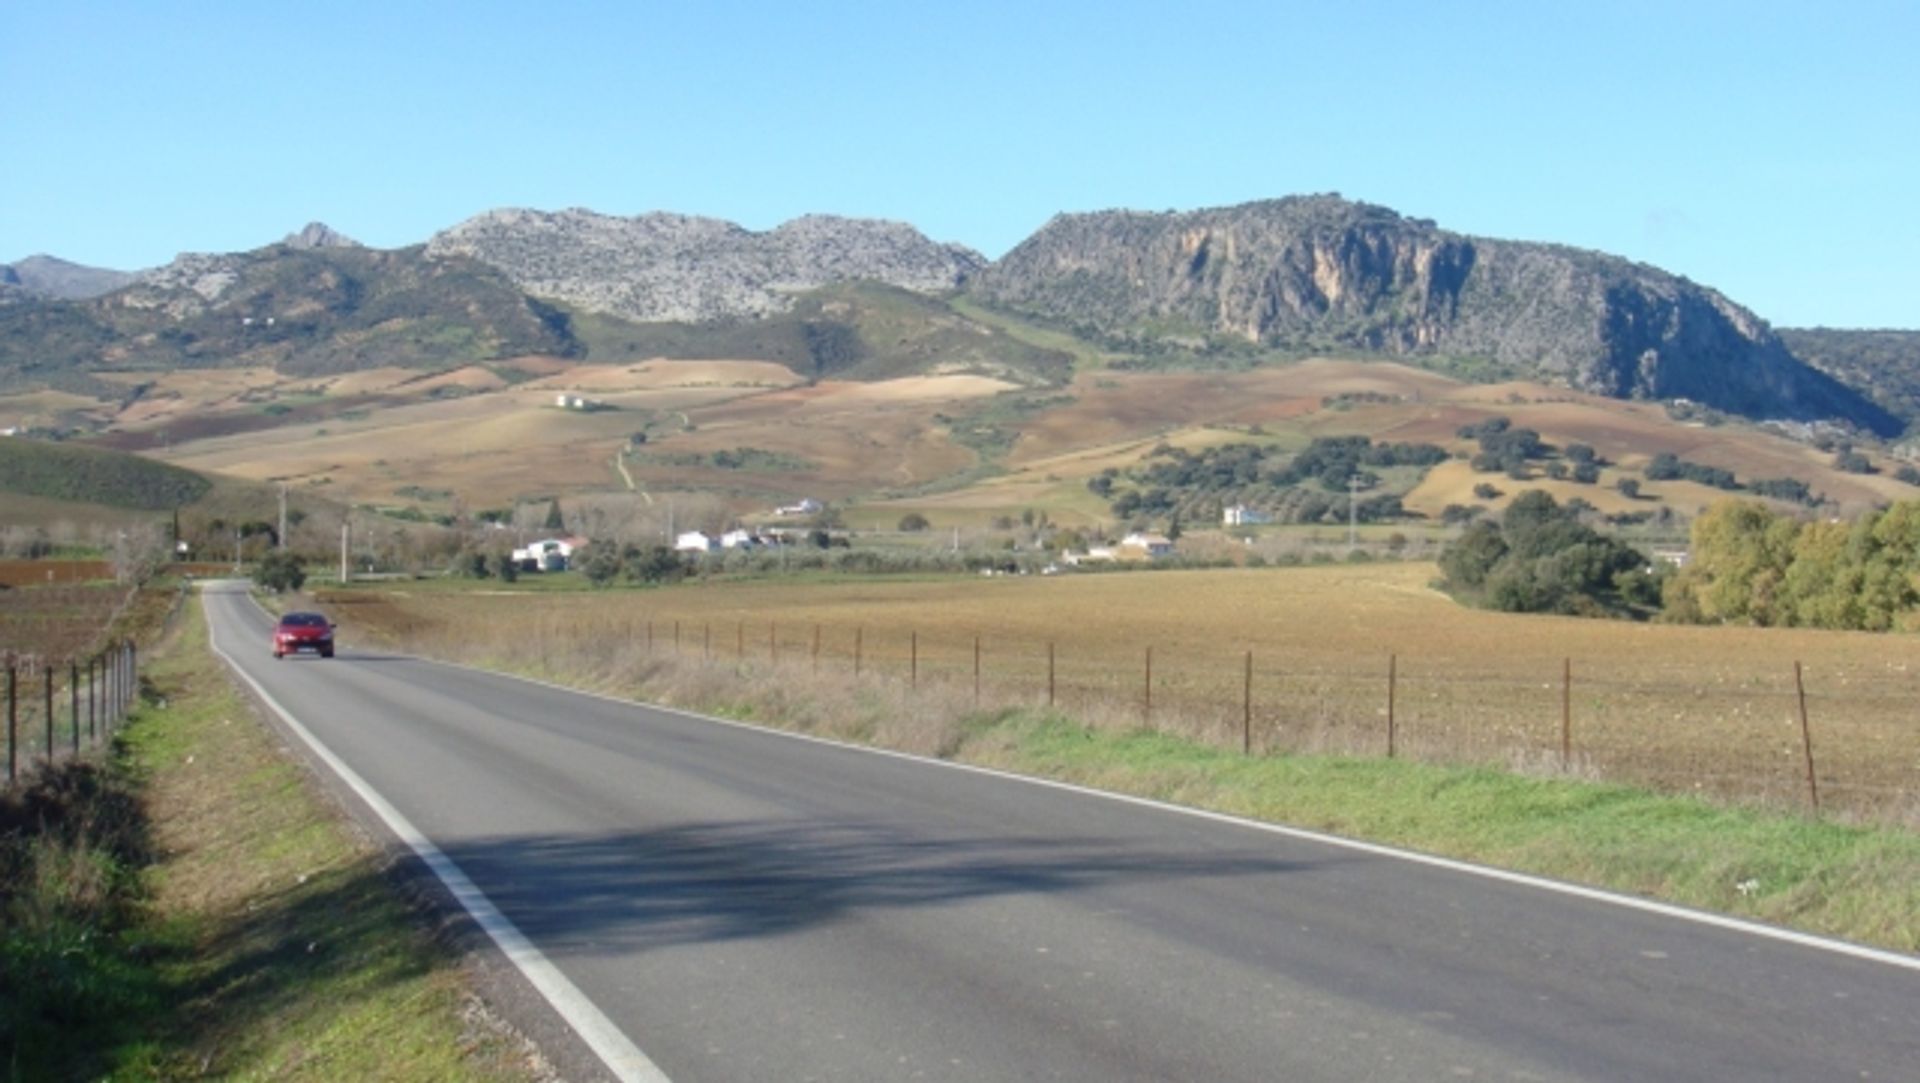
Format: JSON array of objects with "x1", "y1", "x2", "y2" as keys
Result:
[
  {"x1": 426, "y1": 207, "x2": 986, "y2": 322},
  {"x1": 971, "y1": 195, "x2": 1895, "y2": 433}
]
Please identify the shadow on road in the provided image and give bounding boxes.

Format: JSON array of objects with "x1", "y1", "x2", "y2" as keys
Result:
[{"x1": 429, "y1": 819, "x2": 1324, "y2": 956}]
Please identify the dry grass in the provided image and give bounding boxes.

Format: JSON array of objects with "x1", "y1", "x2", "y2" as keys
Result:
[{"x1": 319, "y1": 564, "x2": 1920, "y2": 825}]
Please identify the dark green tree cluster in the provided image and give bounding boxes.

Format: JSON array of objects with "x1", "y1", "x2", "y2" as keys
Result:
[
  {"x1": 577, "y1": 542, "x2": 691, "y2": 588},
  {"x1": 1662, "y1": 500, "x2": 1920, "y2": 630},
  {"x1": 253, "y1": 550, "x2": 307, "y2": 594},
  {"x1": 1644, "y1": 453, "x2": 1737, "y2": 489},
  {"x1": 1437, "y1": 491, "x2": 1659, "y2": 616},
  {"x1": 1098, "y1": 436, "x2": 1444, "y2": 523}
]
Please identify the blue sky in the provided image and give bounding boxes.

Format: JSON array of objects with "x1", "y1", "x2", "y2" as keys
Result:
[{"x1": 3, "y1": 1, "x2": 1914, "y2": 328}]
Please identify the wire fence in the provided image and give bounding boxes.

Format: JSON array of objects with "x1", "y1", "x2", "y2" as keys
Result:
[
  {"x1": 3, "y1": 640, "x2": 141, "y2": 787},
  {"x1": 486, "y1": 611, "x2": 1916, "y2": 823}
]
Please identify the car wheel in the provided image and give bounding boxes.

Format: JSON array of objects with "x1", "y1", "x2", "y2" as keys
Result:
[{"x1": 321, "y1": 649, "x2": 334, "y2": 659}]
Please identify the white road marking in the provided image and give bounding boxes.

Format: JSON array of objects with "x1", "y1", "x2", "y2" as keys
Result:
[{"x1": 204, "y1": 590, "x2": 672, "y2": 1083}]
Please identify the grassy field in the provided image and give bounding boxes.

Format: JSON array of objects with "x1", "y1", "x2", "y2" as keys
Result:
[
  {"x1": 0, "y1": 603, "x2": 549, "y2": 1081},
  {"x1": 319, "y1": 563, "x2": 1920, "y2": 823}
]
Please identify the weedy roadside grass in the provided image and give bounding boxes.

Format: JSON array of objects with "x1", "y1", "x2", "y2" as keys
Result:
[
  {"x1": 332, "y1": 593, "x2": 1920, "y2": 955},
  {"x1": 0, "y1": 603, "x2": 547, "y2": 1082}
]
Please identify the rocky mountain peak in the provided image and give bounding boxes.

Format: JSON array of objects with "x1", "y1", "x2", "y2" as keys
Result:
[
  {"x1": 427, "y1": 207, "x2": 986, "y2": 322},
  {"x1": 282, "y1": 222, "x2": 360, "y2": 249}
]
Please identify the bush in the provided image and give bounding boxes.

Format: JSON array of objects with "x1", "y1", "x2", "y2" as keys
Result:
[
  {"x1": 897, "y1": 513, "x2": 932, "y2": 532},
  {"x1": 253, "y1": 550, "x2": 306, "y2": 593}
]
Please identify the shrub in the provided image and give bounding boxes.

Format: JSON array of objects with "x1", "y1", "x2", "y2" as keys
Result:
[{"x1": 253, "y1": 550, "x2": 306, "y2": 593}]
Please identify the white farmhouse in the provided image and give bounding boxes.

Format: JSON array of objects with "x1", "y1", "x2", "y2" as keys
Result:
[
  {"x1": 511, "y1": 535, "x2": 587, "y2": 571},
  {"x1": 1223, "y1": 504, "x2": 1272, "y2": 526},
  {"x1": 675, "y1": 531, "x2": 719, "y2": 554}
]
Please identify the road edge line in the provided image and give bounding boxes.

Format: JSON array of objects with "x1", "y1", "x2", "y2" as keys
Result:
[
  {"x1": 205, "y1": 589, "x2": 672, "y2": 1083},
  {"x1": 422, "y1": 650, "x2": 1920, "y2": 974}
]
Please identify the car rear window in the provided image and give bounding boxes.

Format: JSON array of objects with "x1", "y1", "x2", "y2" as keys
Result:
[{"x1": 282, "y1": 613, "x2": 327, "y2": 626}]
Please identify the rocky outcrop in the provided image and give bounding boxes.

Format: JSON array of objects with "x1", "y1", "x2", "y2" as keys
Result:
[
  {"x1": 282, "y1": 222, "x2": 360, "y2": 249},
  {"x1": 973, "y1": 196, "x2": 1897, "y2": 433},
  {"x1": 427, "y1": 208, "x2": 986, "y2": 322}
]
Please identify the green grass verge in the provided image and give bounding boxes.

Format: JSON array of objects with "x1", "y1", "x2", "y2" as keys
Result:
[
  {"x1": 956, "y1": 714, "x2": 1920, "y2": 952},
  {"x1": 0, "y1": 604, "x2": 544, "y2": 1082}
]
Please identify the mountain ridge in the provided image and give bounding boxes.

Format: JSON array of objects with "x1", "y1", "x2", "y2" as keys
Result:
[
  {"x1": 971, "y1": 195, "x2": 1896, "y2": 434},
  {"x1": 0, "y1": 198, "x2": 1911, "y2": 435}
]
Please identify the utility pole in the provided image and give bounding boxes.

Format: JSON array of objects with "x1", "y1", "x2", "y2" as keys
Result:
[
  {"x1": 277, "y1": 483, "x2": 288, "y2": 549},
  {"x1": 232, "y1": 530, "x2": 241, "y2": 572}
]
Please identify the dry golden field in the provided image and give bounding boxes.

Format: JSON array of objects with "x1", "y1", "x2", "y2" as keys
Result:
[{"x1": 321, "y1": 563, "x2": 1920, "y2": 823}]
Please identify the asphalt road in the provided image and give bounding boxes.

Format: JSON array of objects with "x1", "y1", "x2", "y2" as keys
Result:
[{"x1": 205, "y1": 583, "x2": 1919, "y2": 1082}]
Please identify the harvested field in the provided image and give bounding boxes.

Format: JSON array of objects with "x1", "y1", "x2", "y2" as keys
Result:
[{"x1": 324, "y1": 564, "x2": 1920, "y2": 824}]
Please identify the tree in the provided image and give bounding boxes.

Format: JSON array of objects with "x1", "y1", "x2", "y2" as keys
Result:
[
  {"x1": 897, "y1": 513, "x2": 932, "y2": 532},
  {"x1": 254, "y1": 550, "x2": 306, "y2": 594},
  {"x1": 1616, "y1": 478, "x2": 1641, "y2": 499},
  {"x1": 623, "y1": 545, "x2": 686, "y2": 584},
  {"x1": 543, "y1": 499, "x2": 565, "y2": 531},
  {"x1": 490, "y1": 552, "x2": 519, "y2": 583},
  {"x1": 579, "y1": 543, "x2": 620, "y2": 587}
]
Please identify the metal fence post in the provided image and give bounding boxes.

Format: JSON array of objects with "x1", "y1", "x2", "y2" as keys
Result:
[
  {"x1": 973, "y1": 635, "x2": 981, "y2": 709},
  {"x1": 88, "y1": 656, "x2": 96, "y2": 742},
  {"x1": 70, "y1": 660, "x2": 79, "y2": 756}
]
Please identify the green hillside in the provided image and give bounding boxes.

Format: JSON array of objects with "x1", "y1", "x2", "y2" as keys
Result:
[{"x1": 0, "y1": 437, "x2": 211, "y2": 509}]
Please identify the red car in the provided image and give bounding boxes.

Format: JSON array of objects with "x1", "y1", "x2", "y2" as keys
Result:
[{"x1": 272, "y1": 611, "x2": 336, "y2": 659}]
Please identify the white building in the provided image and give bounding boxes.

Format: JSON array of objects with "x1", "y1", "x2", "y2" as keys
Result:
[
  {"x1": 511, "y1": 536, "x2": 586, "y2": 571},
  {"x1": 1223, "y1": 504, "x2": 1272, "y2": 526},
  {"x1": 675, "y1": 531, "x2": 719, "y2": 554},
  {"x1": 719, "y1": 529, "x2": 762, "y2": 549},
  {"x1": 775, "y1": 498, "x2": 823, "y2": 517},
  {"x1": 1120, "y1": 531, "x2": 1175, "y2": 558}
]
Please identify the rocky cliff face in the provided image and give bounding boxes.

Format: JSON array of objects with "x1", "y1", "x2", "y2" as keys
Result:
[
  {"x1": 973, "y1": 196, "x2": 1896, "y2": 433},
  {"x1": 426, "y1": 208, "x2": 987, "y2": 322}
]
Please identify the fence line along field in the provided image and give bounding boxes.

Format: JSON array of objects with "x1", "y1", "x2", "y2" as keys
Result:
[{"x1": 320, "y1": 563, "x2": 1920, "y2": 823}]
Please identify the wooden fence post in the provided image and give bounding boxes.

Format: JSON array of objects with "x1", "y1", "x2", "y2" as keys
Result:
[
  {"x1": 1243, "y1": 650, "x2": 1253, "y2": 756},
  {"x1": 1048, "y1": 641, "x2": 1055, "y2": 709},
  {"x1": 736, "y1": 620, "x2": 744, "y2": 660},
  {"x1": 647, "y1": 620, "x2": 654, "y2": 655},
  {"x1": 854, "y1": 627, "x2": 862, "y2": 678},
  {"x1": 1144, "y1": 646, "x2": 1153, "y2": 726},
  {"x1": 812, "y1": 624, "x2": 821, "y2": 675},
  {"x1": 87, "y1": 656, "x2": 96, "y2": 741},
  {"x1": 1794, "y1": 661, "x2": 1820, "y2": 812},
  {"x1": 703, "y1": 623, "x2": 711, "y2": 661},
  {"x1": 1561, "y1": 657, "x2": 1572, "y2": 769},
  {"x1": 6, "y1": 660, "x2": 16, "y2": 783},
  {"x1": 973, "y1": 635, "x2": 981, "y2": 709},
  {"x1": 70, "y1": 660, "x2": 79, "y2": 756},
  {"x1": 910, "y1": 631, "x2": 918, "y2": 691},
  {"x1": 1386, "y1": 653, "x2": 1397, "y2": 759},
  {"x1": 44, "y1": 664, "x2": 55, "y2": 766},
  {"x1": 770, "y1": 622, "x2": 777, "y2": 664}
]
